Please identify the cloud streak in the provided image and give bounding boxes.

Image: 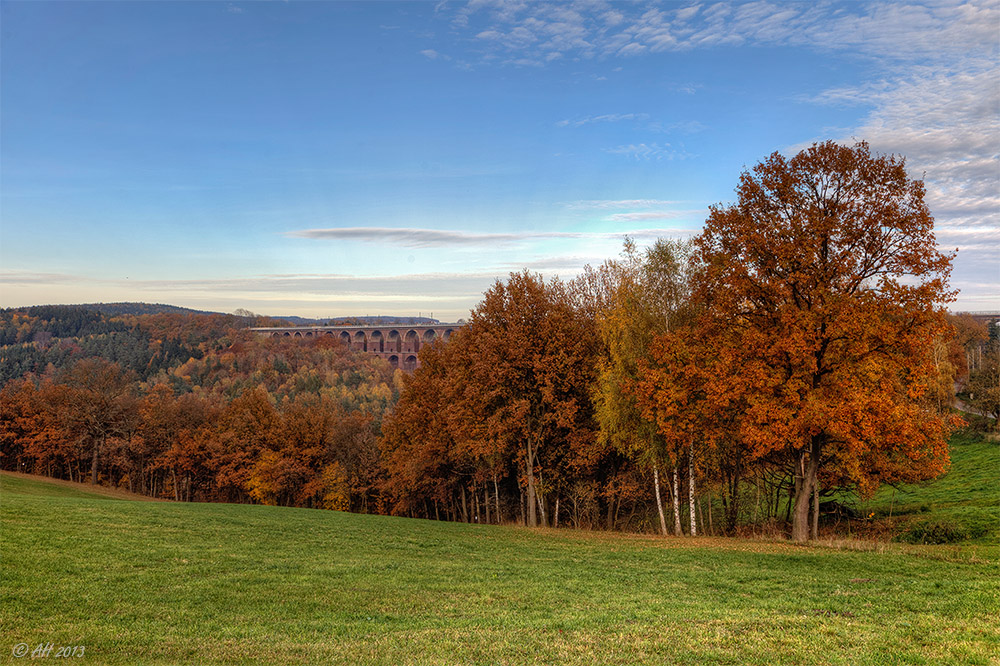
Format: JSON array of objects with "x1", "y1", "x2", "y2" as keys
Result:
[
  {"x1": 285, "y1": 226, "x2": 696, "y2": 247},
  {"x1": 606, "y1": 143, "x2": 692, "y2": 161},
  {"x1": 556, "y1": 113, "x2": 649, "y2": 127},
  {"x1": 566, "y1": 199, "x2": 688, "y2": 209},
  {"x1": 607, "y1": 210, "x2": 706, "y2": 222}
]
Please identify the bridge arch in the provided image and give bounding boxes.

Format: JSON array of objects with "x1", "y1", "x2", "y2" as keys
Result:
[
  {"x1": 370, "y1": 330, "x2": 384, "y2": 352},
  {"x1": 388, "y1": 354, "x2": 399, "y2": 369},
  {"x1": 404, "y1": 330, "x2": 420, "y2": 353},
  {"x1": 403, "y1": 355, "x2": 418, "y2": 372},
  {"x1": 387, "y1": 330, "x2": 402, "y2": 353},
  {"x1": 339, "y1": 331, "x2": 351, "y2": 347},
  {"x1": 353, "y1": 330, "x2": 367, "y2": 351}
]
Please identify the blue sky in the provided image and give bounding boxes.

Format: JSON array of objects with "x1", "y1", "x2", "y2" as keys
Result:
[{"x1": 2, "y1": 0, "x2": 997, "y2": 320}]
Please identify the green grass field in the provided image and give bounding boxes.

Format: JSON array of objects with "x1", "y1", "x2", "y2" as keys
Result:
[
  {"x1": 2, "y1": 441, "x2": 999, "y2": 665},
  {"x1": 860, "y1": 431, "x2": 1000, "y2": 545}
]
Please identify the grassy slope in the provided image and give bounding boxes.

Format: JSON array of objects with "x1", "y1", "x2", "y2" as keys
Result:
[
  {"x1": 0, "y1": 472, "x2": 163, "y2": 502},
  {"x1": 2, "y1": 476, "x2": 998, "y2": 665},
  {"x1": 860, "y1": 432, "x2": 1000, "y2": 543}
]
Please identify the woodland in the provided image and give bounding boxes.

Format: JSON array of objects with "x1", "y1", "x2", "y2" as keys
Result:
[{"x1": 1, "y1": 142, "x2": 997, "y2": 543}]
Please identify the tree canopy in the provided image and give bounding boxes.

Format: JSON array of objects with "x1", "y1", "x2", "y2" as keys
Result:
[{"x1": 692, "y1": 140, "x2": 958, "y2": 541}]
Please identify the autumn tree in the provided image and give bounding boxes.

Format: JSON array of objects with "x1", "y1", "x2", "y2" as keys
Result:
[
  {"x1": 0, "y1": 380, "x2": 73, "y2": 477},
  {"x1": 60, "y1": 358, "x2": 135, "y2": 485},
  {"x1": 697, "y1": 141, "x2": 957, "y2": 541},
  {"x1": 588, "y1": 238, "x2": 696, "y2": 535},
  {"x1": 458, "y1": 271, "x2": 598, "y2": 527},
  {"x1": 638, "y1": 321, "x2": 753, "y2": 535},
  {"x1": 380, "y1": 341, "x2": 466, "y2": 518}
]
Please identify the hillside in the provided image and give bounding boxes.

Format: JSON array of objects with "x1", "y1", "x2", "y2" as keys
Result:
[
  {"x1": 2, "y1": 472, "x2": 998, "y2": 666},
  {"x1": 0, "y1": 471, "x2": 163, "y2": 502},
  {"x1": 861, "y1": 431, "x2": 1000, "y2": 544},
  {"x1": 1, "y1": 302, "x2": 437, "y2": 326}
]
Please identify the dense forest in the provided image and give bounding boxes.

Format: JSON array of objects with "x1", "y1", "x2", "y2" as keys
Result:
[
  {"x1": 0, "y1": 308, "x2": 399, "y2": 510},
  {"x1": 1, "y1": 143, "x2": 997, "y2": 540}
]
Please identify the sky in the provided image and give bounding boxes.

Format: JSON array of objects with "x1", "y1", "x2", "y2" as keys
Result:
[{"x1": 1, "y1": 0, "x2": 997, "y2": 322}]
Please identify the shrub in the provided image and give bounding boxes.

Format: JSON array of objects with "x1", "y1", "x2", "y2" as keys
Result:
[
  {"x1": 896, "y1": 516, "x2": 990, "y2": 544},
  {"x1": 898, "y1": 518, "x2": 967, "y2": 544}
]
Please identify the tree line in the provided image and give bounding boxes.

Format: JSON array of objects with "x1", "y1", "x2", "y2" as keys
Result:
[
  {"x1": 1, "y1": 336, "x2": 398, "y2": 510},
  {"x1": 1, "y1": 142, "x2": 995, "y2": 541},
  {"x1": 379, "y1": 142, "x2": 990, "y2": 541}
]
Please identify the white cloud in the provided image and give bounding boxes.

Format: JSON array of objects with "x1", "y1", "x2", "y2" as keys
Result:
[
  {"x1": 566, "y1": 199, "x2": 688, "y2": 209},
  {"x1": 440, "y1": 1, "x2": 998, "y2": 66},
  {"x1": 608, "y1": 210, "x2": 706, "y2": 222},
  {"x1": 556, "y1": 112, "x2": 649, "y2": 127},
  {"x1": 799, "y1": 55, "x2": 999, "y2": 303},
  {"x1": 286, "y1": 226, "x2": 697, "y2": 247},
  {"x1": 0, "y1": 271, "x2": 79, "y2": 285},
  {"x1": 606, "y1": 143, "x2": 692, "y2": 160}
]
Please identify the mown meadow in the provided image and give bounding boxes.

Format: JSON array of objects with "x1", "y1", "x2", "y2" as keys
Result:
[{"x1": 2, "y1": 435, "x2": 998, "y2": 666}]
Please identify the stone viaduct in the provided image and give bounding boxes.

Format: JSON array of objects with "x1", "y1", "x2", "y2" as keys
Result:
[
  {"x1": 960, "y1": 311, "x2": 1000, "y2": 326},
  {"x1": 249, "y1": 324, "x2": 464, "y2": 371}
]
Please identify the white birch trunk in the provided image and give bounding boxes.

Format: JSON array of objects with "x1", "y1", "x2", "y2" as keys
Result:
[
  {"x1": 653, "y1": 463, "x2": 668, "y2": 536},
  {"x1": 688, "y1": 449, "x2": 697, "y2": 537},
  {"x1": 672, "y1": 467, "x2": 682, "y2": 535}
]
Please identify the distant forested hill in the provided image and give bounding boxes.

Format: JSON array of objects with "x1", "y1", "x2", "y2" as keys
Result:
[
  {"x1": 0, "y1": 303, "x2": 422, "y2": 385},
  {"x1": 72, "y1": 302, "x2": 224, "y2": 316},
  {"x1": 2, "y1": 303, "x2": 441, "y2": 328},
  {"x1": 0, "y1": 305, "x2": 261, "y2": 383}
]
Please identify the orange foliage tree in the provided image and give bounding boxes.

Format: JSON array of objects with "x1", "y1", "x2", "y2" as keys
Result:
[
  {"x1": 695, "y1": 141, "x2": 958, "y2": 541},
  {"x1": 60, "y1": 358, "x2": 136, "y2": 485},
  {"x1": 381, "y1": 271, "x2": 600, "y2": 527},
  {"x1": 460, "y1": 272, "x2": 599, "y2": 527}
]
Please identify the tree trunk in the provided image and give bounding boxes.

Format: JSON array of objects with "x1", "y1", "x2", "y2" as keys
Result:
[
  {"x1": 554, "y1": 496, "x2": 560, "y2": 529},
  {"x1": 811, "y1": 477, "x2": 820, "y2": 541},
  {"x1": 792, "y1": 436, "x2": 821, "y2": 542},
  {"x1": 525, "y1": 440, "x2": 538, "y2": 527},
  {"x1": 653, "y1": 463, "x2": 668, "y2": 536},
  {"x1": 672, "y1": 467, "x2": 682, "y2": 535},
  {"x1": 753, "y1": 476, "x2": 760, "y2": 525},
  {"x1": 688, "y1": 449, "x2": 697, "y2": 537},
  {"x1": 90, "y1": 437, "x2": 101, "y2": 485},
  {"x1": 494, "y1": 475, "x2": 501, "y2": 524},
  {"x1": 172, "y1": 468, "x2": 179, "y2": 502},
  {"x1": 493, "y1": 474, "x2": 503, "y2": 525},
  {"x1": 707, "y1": 491, "x2": 713, "y2": 536}
]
